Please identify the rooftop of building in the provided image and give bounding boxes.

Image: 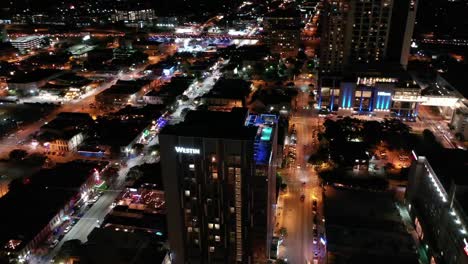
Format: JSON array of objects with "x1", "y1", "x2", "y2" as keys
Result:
[
  {"x1": 265, "y1": 7, "x2": 301, "y2": 18},
  {"x1": 104, "y1": 209, "x2": 167, "y2": 233},
  {"x1": 130, "y1": 162, "x2": 163, "y2": 190},
  {"x1": 145, "y1": 76, "x2": 193, "y2": 98},
  {"x1": 94, "y1": 116, "x2": 150, "y2": 147},
  {"x1": 10, "y1": 35, "x2": 41, "y2": 43},
  {"x1": 70, "y1": 228, "x2": 167, "y2": 264},
  {"x1": 202, "y1": 78, "x2": 251, "y2": 100},
  {"x1": 8, "y1": 69, "x2": 63, "y2": 83},
  {"x1": 439, "y1": 65, "x2": 468, "y2": 98},
  {"x1": 324, "y1": 186, "x2": 418, "y2": 263},
  {"x1": 40, "y1": 112, "x2": 93, "y2": 131},
  {"x1": 98, "y1": 83, "x2": 143, "y2": 96},
  {"x1": 161, "y1": 107, "x2": 257, "y2": 139},
  {"x1": 0, "y1": 160, "x2": 106, "y2": 253}
]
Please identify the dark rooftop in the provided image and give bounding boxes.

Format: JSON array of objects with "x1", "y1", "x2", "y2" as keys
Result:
[
  {"x1": 73, "y1": 228, "x2": 167, "y2": 264},
  {"x1": 425, "y1": 149, "x2": 468, "y2": 188},
  {"x1": 0, "y1": 160, "x2": 106, "y2": 253},
  {"x1": 203, "y1": 78, "x2": 251, "y2": 101},
  {"x1": 8, "y1": 69, "x2": 63, "y2": 83},
  {"x1": 440, "y1": 65, "x2": 468, "y2": 98},
  {"x1": 161, "y1": 108, "x2": 258, "y2": 139}
]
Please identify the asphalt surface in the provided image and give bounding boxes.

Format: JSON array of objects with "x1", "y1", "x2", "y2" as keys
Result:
[{"x1": 277, "y1": 88, "x2": 326, "y2": 264}]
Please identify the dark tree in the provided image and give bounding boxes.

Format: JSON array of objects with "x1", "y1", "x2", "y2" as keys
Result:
[{"x1": 9, "y1": 149, "x2": 28, "y2": 161}]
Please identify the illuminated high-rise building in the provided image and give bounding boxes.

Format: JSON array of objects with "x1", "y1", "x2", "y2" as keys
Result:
[
  {"x1": 320, "y1": 0, "x2": 418, "y2": 73},
  {"x1": 160, "y1": 108, "x2": 278, "y2": 264}
]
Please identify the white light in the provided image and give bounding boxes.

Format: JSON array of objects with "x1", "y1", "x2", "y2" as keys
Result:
[{"x1": 175, "y1": 146, "x2": 200, "y2": 155}]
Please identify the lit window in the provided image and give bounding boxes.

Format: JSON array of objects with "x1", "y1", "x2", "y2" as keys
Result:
[
  {"x1": 185, "y1": 190, "x2": 190, "y2": 196},
  {"x1": 187, "y1": 227, "x2": 193, "y2": 232},
  {"x1": 214, "y1": 224, "x2": 220, "y2": 230},
  {"x1": 209, "y1": 246, "x2": 215, "y2": 252},
  {"x1": 208, "y1": 223, "x2": 213, "y2": 229},
  {"x1": 189, "y1": 164, "x2": 195, "y2": 170},
  {"x1": 211, "y1": 156, "x2": 216, "y2": 162},
  {"x1": 215, "y1": 235, "x2": 220, "y2": 242},
  {"x1": 212, "y1": 172, "x2": 218, "y2": 180}
]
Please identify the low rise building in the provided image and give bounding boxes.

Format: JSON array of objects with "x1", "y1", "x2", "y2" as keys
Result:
[
  {"x1": 56, "y1": 228, "x2": 170, "y2": 264},
  {"x1": 7, "y1": 69, "x2": 64, "y2": 95},
  {"x1": 324, "y1": 186, "x2": 418, "y2": 264},
  {"x1": 38, "y1": 112, "x2": 94, "y2": 152},
  {"x1": 103, "y1": 163, "x2": 166, "y2": 236},
  {"x1": 95, "y1": 79, "x2": 151, "y2": 106},
  {"x1": 143, "y1": 76, "x2": 193, "y2": 105},
  {"x1": 201, "y1": 78, "x2": 251, "y2": 111},
  {"x1": 318, "y1": 66, "x2": 421, "y2": 118},
  {"x1": 0, "y1": 160, "x2": 107, "y2": 262}
]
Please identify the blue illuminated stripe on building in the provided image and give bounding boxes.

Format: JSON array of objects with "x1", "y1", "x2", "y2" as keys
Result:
[
  {"x1": 376, "y1": 96, "x2": 381, "y2": 109},
  {"x1": 385, "y1": 96, "x2": 390, "y2": 109},
  {"x1": 342, "y1": 90, "x2": 347, "y2": 108},
  {"x1": 347, "y1": 89, "x2": 351, "y2": 108}
]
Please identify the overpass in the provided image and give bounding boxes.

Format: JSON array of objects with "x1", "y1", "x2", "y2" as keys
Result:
[
  {"x1": 148, "y1": 32, "x2": 262, "y2": 41},
  {"x1": 392, "y1": 95, "x2": 462, "y2": 107}
]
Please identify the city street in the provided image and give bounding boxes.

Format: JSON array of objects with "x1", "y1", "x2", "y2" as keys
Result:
[{"x1": 276, "y1": 88, "x2": 325, "y2": 264}]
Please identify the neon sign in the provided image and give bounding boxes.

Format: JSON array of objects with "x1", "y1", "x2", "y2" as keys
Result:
[
  {"x1": 175, "y1": 146, "x2": 200, "y2": 154},
  {"x1": 377, "y1": 92, "x2": 392, "y2": 96}
]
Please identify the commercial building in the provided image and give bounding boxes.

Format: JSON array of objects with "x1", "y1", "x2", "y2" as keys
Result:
[
  {"x1": 160, "y1": 108, "x2": 278, "y2": 263},
  {"x1": 103, "y1": 163, "x2": 166, "y2": 236},
  {"x1": 56, "y1": 228, "x2": 170, "y2": 264},
  {"x1": 112, "y1": 9, "x2": 155, "y2": 23},
  {"x1": 263, "y1": 8, "x2": 301, "y2": 58},
  {"x1": 201, "y1": 78, "x2": 251, "y2": 111},
  {"x1": 7, "y1": 69, "x2": 64, "y2": 95},
  {"x1": 319, "y1": 0, "x2": 418, "y2": 73},
  {"x1": 38, "y1": 112, "x2": 94, "y2": 152},
  {"x1": 317, "y1": 66, "x2": 421, "y2": 117},
  {"x1": 0, "y1": 160, "x2": 107, "y2": 262},
  {"x1": 143, "y1": 77, "x2": 193, "y2": 105},
  {"x1": 95, "y1": 79, "x2": 151, "y2": 106},
  {"x1": 10, "y1": 35, "x2": 43, "y2": 52},
  {"x1": 406, "y1": 150, "x2": 468, "y2": 264}
]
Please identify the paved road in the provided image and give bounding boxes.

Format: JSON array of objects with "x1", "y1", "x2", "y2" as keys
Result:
[{"x1": 276, "y1": 88, "x2": 326, "y2": 264}]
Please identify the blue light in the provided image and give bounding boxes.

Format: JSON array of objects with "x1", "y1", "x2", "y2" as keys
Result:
[
  {"x1": 347, "y1": 89, "x2": 351, "y2": 108},
  {"x1": 376, "y1": 96, "x2": 381, "y2": 109},
  {"x1": 156, "y1": 231, "x2": 163, "y2": 236},
  {"x1": 385, "y1": 97, "x2": 390, "y2": 109}
]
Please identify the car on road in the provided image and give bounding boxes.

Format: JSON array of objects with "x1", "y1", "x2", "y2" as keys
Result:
[
  {"x1": 49, "y1": 239, "x2": 59, "y2": 249},
  {"x1": 313, "y1": 237, "x2": 318, "y2": 244},
  {"x1": 300, "y1": 194, "x2": 305, "y2": 202},
  {"x1": 63, "y1": 226, "x2": 71, "y2": 233}
]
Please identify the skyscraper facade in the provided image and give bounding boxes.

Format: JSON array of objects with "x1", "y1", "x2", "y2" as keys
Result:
[
  {"x1": 263, "y1": 8, "x2": 302, "y2": 58},
  {"x1": 160, "y1": 108, "x2": 278, "y2": 264},
  {"x1": 320, "y1": 0, "x2": 418, "y2": 73}
]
